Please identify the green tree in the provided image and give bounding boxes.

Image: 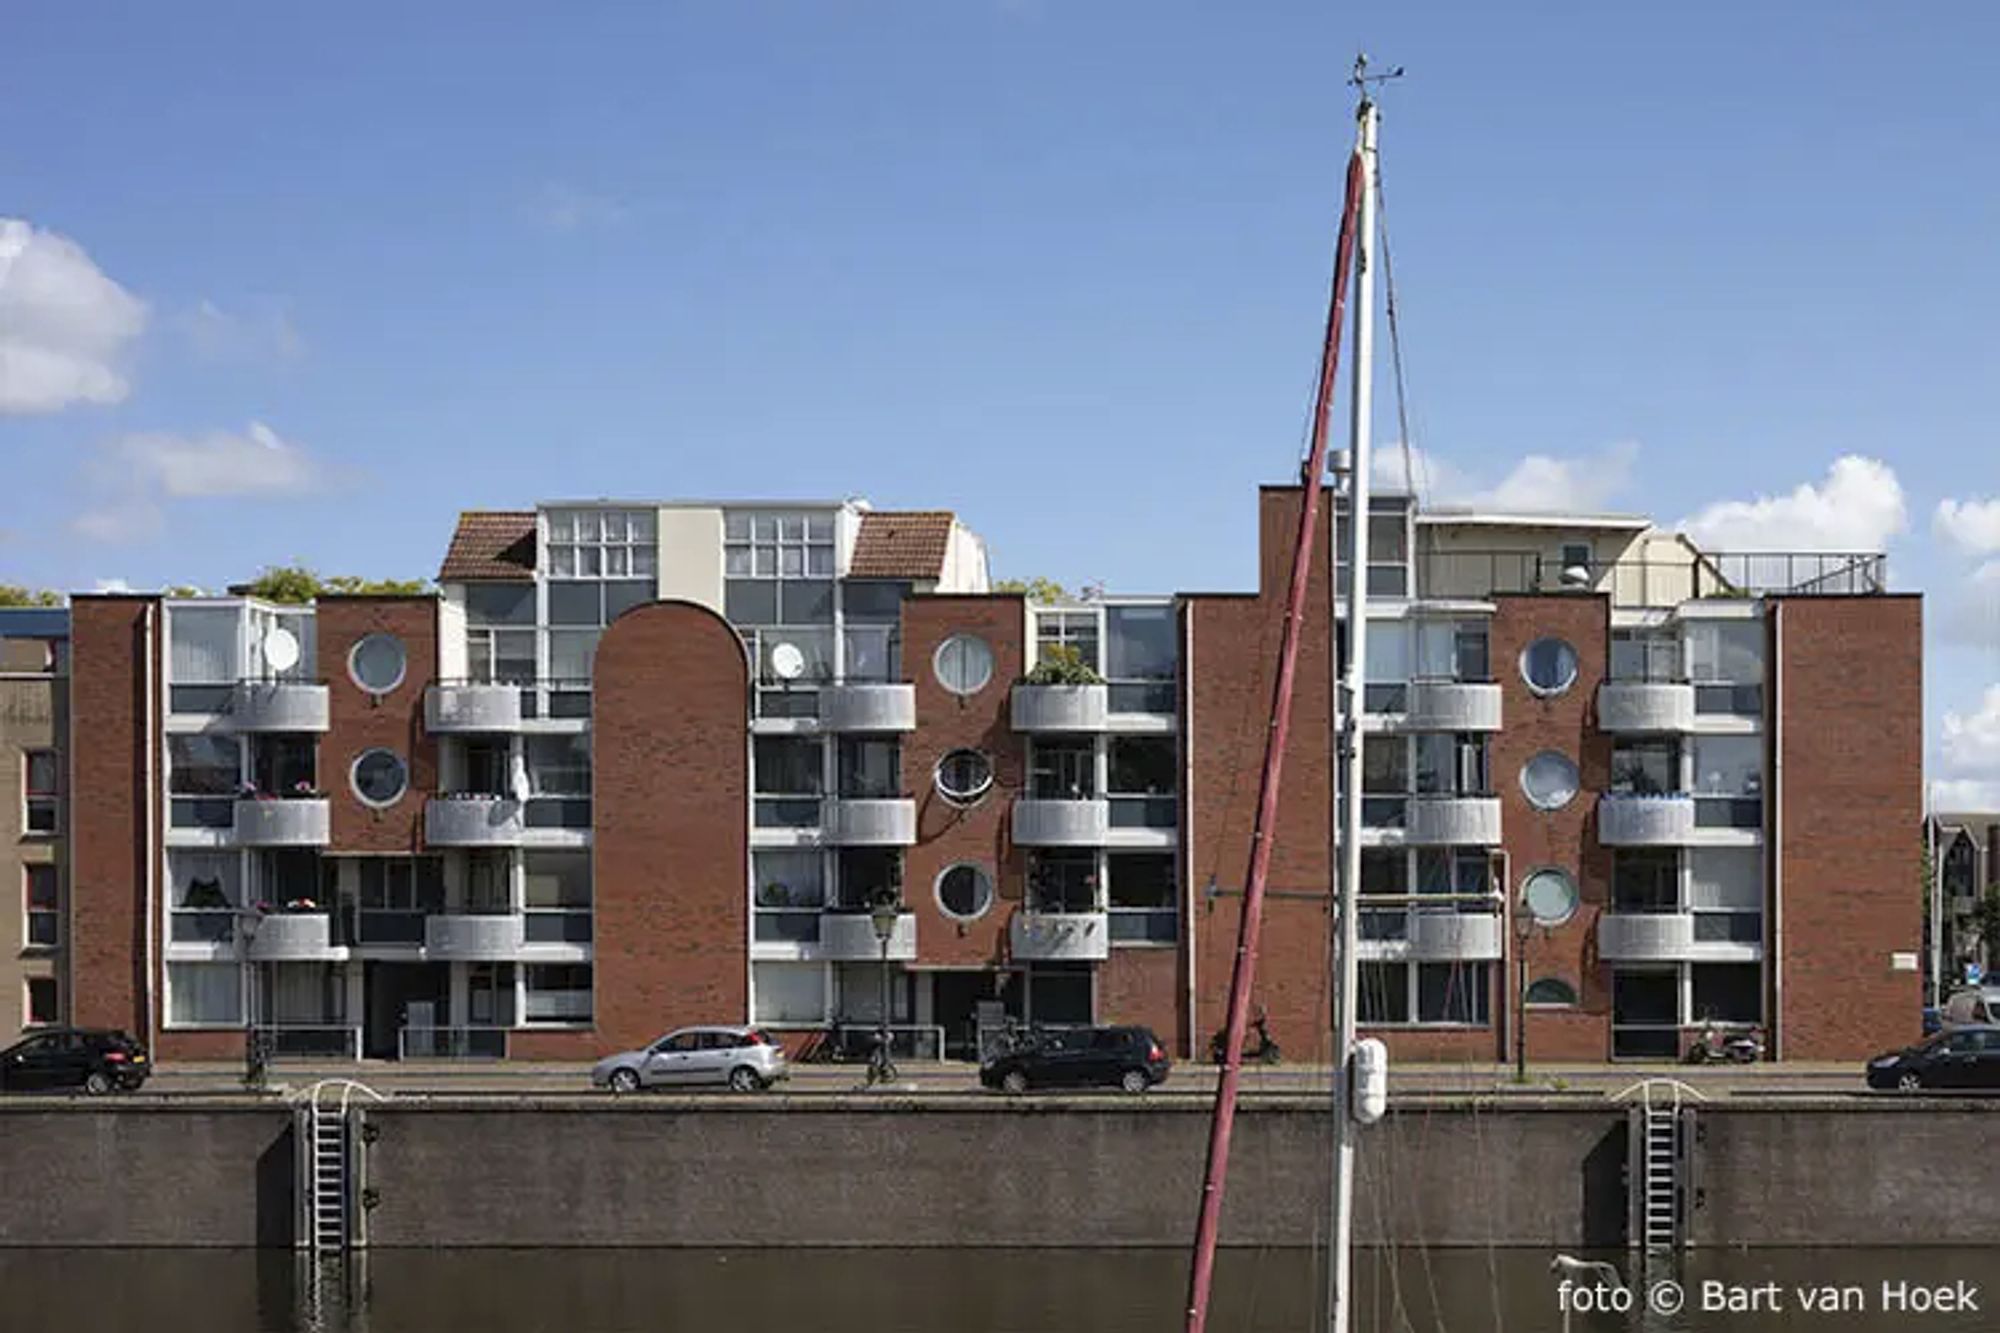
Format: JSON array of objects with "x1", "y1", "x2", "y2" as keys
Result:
[
  {"x1": 1976, "y1": 886, "x2": 2000, "y2": 972},
  {"x1": 239, "y1": 564, "x2": 429, "y2": 604},
  {"x1": 993, "y1": 576, "x2": 1069, "y2": 602},
  {"x1": 0, "y1": 585, "x2": 61, "y2": 608}
]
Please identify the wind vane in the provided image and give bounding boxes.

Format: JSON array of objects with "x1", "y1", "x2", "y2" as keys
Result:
[{"x1": 1348, "y1": 54, "x2": 1405, "y2": 94}]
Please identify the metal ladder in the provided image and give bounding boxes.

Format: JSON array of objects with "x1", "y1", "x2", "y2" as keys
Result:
[
  {"x1": 301, "y1": 1080, "x2": 386, "y2": 1253},
  {"x1": 1613, "y1": 1078, "x2": 1705, "y2": 1252}
]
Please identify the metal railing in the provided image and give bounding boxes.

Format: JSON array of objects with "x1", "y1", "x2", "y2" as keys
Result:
[
  {"x1": 817, "y1": 1023, "x2": 946, "y2": 1062},
  {"x1": 253, "y1": 1025, "x2": 362, "y2": 1060},
  {"x1": 399, "y1": 1026, "x2": 510, "y2": 1060},
  {"x1": 1414, "y1": 550, "x2": 1886, "y2": 605}
]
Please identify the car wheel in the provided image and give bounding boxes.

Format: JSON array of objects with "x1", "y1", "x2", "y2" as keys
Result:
[
  {"x1": 1121, "y1": 1068, "x2": 1150, "y2": 1095},
  {"x1": 608, "y1": 1068, "x2": 642, "y2": 1094},
  {"x1": 729, "y1": 1066, "x2": 763, "y2": 1093},
  {"x1": 83, "y1": 1071, "x2": 113, "y2": 1096},
  {"x1": 1001, "y1": 1069, "x2": 1029, "y2": 1096},
  {"x1": 1896, "y1": 1071, "x2": 1923, "y2": 1093}
]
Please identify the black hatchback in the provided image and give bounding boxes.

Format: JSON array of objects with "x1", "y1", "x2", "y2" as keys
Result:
[
  {"x1": 0, "y1": 1028, "x2": 150, "y2": 1094},
  {"x1": 1866, "y1": 1025, "x2": 2000, "y2": 1092},
  {"x1": 981, "y1": 1025, "x2": 1171, "y2": 1095}
]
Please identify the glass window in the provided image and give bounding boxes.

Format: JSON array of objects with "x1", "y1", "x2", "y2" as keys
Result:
[
  {"x1": 1363, "y1": 738, "x2": 1408, "y2": 793},
  {"x1": 1361, "y1": 849, "x2": 1406, "y2": 896},
  {"x1": 524, "y1": 851, "x2": 592, "y2": 909},
  {"x1": 1036, "y1": 611, "x2": 1101, "y2": 673},
  {"x1": 1360, "y1": 962, "x2": 1409, "y2": 1024},
  {"x1": 1030, "y1": 739, "x2": 1095, "y2": 799},
  {"x1": 725, "y1": 581, "x2": 780, "y2": 627},
  {"x1": 1521, "y1": 868, "x2": 1580, "y2": 926},
  {"x1": 1412, "y1": 621, "x2": 1456, "y2": 680},
  {"x1": 24, "y1": 864, "x2": 58, "y2": 948},
  {"x1": 169, "y1": 606, "x2": 241, "y2": 683},
  {"x1": 26, "y1": 977, "x2": 57, "y2": 1027},
  {"x1": 1027, "y1": 850, "x2": 1098, "y2": 913},
  {"x1": 523, "y1": 963, "x2": 593, "y2": 1023},
  {"x1": 1686, "y1": 621, "x2": 1764, "y2": 684},
  {"x1": 1611, "y1": 740, "x2": 1679, "y2": 795},
  {"x1": 1692, "y1": 963, "x2": 1761, "y2": 1024},
  {"x1": 1525, "y1": 977, "x2": 1578, "y2": 1007},
  {"x1": 1520, "y1": 751, "x2": 1579, "y2": 810},
  {"x1": 23, "y1": 750, "x2": 58, "y2": 834},
  {"x1": 844, "y1": 582, "x2": 908, "y2": 622},
  {"x1": 1692, "y1": 735, "x2": 1762, "y2": 797},
  {"x1": 1687, "y1": 847, "x2": 1761, "y2": 910},
  {"x1": 833, "y1": 848, "x2": 901, "y2": 909},
  {"x1": 1105, "y1": 606, "x2": 1175, "y2": 680},
  {"x1": 936, "y1": 863, "x2": 994, "y2": 920},
  {"x1": 168, "y1": 962, "x2": 242, "y2": 1026},
  {"x1": 754, "y1": 738, "x2": 822, "y2": 795},
  {"x1": 1610, "y1": 629, "x2": 1680, "y2": 682},
  {"x1": 169, "y1": 734, "x2": 242, "y2": 795},
  {"x1": 1418, "y1": 963, "x2": 1489, "y2": 1024},
  {"x1": 1520, "y1": 637, "x2": 1578, "y2": 695},
  {"x1": 778, "y1": 580, "x2": 834, "y2": 625},
  {"x1": 526, "y1": 733, "x2": 591, "y2": 796},
  {"x1": 1108, "y1": 737, "x2": 1174, "y2": 795},
  {"x1": 547, "y1": 582, "x2": 601, "y2": 626},
  {"x1": 468, "y1": 628, "x2": 536, "y2": 684},
  {"x1": 351, "y1": 749, "x2": 408, "y2": 807},
  {"x1": 1107, "y1": 853, "x2": 1174, "y2": 909},
  {"x1": 1612, "y1": 849, "x2": 1679, "y2": 913},
  {"x1": 933, "y1": 634, "x2": 994, "y2": 696},
  {"x1": 837, "y1": 738, "x2": 900, "y2": 799},
  {"x1": 547, "y1": 629, "x2": 599, "y2": 683},
  {"x1": 935, "y1": 749, "x2": 993, "y2": 805},
  {"x1": 465, "y1": 583, "x2": 536, "y2": 625},
  {"x1": 349, "y1": 634, "x2": 407, "y2": 694},
  {"x1": 752, "y1": 962, "x2": 828, "y2": 1024}
]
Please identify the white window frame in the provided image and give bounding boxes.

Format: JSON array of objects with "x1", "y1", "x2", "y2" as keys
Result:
[
  {"x1": 23, "y1": 864, "x2": 58, "y2": 951},
  {"x1": 543, "y1": 508, "x2": 659, "y2": 580},
  {"x1": 22, "y1": 748, "x2": 58, "y2": 836}
]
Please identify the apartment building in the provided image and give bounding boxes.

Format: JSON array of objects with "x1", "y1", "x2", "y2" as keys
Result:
[
  {"x1": 59, "y1": 485, "x2": 1921, "y2": 1065},
  {"x1": 1930, "y1": 813, "x2": 1998, "y2": 982},
  {"x1": 2, "y1": 608, "x2": 68, "y2": 1043}
]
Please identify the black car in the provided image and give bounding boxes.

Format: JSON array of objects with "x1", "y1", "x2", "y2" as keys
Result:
[
  {"x1": 1866, "y1": 1025, "x2": 2000, "y2": 1092},
  {"x1": 0, "y1": 1028, "x2": 150, "y2": 1094},
  {"x1": 980, "y1": 1025, "x2": 1170, "y2": 1095}
]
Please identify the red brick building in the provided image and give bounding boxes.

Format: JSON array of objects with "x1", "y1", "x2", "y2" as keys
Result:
[{"x1": 56, "y1": 489, "x2": 1922, "y2": 1065}]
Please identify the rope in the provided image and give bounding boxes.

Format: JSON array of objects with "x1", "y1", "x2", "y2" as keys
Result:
[{"x1": 1375, "y1": 160, "x2": 1426, "y2": 505}]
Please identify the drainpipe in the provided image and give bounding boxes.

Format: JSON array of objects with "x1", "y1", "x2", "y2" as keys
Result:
[
  {"x1": 1769, "y1": 603, "x2": 1782, "y2": 1061},
  {"x1": 1181, "y1": 602, "x2": 1197, "y2": 1061},
  {"x1": 142, "y1": 601, "x2": 159, "y2": 1053}
]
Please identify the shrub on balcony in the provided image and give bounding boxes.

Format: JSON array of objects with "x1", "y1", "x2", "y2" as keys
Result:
[{"x1": 1021, "y1": 645, "x2": 1104, "y2": 687}]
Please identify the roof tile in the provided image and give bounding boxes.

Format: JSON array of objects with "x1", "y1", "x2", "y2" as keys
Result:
[
  {"x1": 850, "y1": 511, "x2": 955, "y2": 580},
  {"x1": 439, "y1": 511, "x2": 537, "y2": 582}
]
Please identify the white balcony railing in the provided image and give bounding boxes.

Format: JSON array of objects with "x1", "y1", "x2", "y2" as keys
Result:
[
  {"x1": 231, "y1": 681, "x2": 330, "y2": 732},
  {"x1": 824, "y1": 798, "x2": 917, "y2": 846},
  {"x1": 1409, "y1": 911, "x2": 1504, "y2": 961},
  {"x1": 426, "y1": 796, "x2": 527, "y2": 847},
  {"x1": 1403, "y1": 681, "x2": 1502, "y2": 732},
  {"x1": 1011, "y1": 684, "x2": 1110, "y2": 733},
  {"x1": 1404, "y1": 796, "x2": 1501, "y2": 846},
  {"x1": 1012, "y1": 798, "x2": 1110, "y2": 847},
  {"x1": 425, "y1": 682, "x2": 525, "y2": 732},
  {"x1": 233, "y1": 798, "x2": 331, "y2": 847},
  {"x1": 1010, "y1": 911, "x2": 1111, "y2": 961},
  {"x1": 1597, "y1": 682, "x2": 1695, "y2": 733},
  {"x1": 819, "y1": 684, "x2": 917, "y2": 733},
  {"x1": 424, "y1": 912, "x2": 526, "y2": 959},
  {"x1": 817, "y1": 910, "x2": 918, "y2": 961},
  {"x1": 245, "y1": 912, "x2": 336, "y2": 961},
  {"x1": 1597, "y1": 794, "x2": 1696, "y2": 846}
]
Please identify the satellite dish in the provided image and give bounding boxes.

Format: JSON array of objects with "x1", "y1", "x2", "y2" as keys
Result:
[
  {"x1": 769, "y1": 641, "x2": 806, "y2": 681},
  {"x1": 1559, "y1": 565, "x2": 1591, "y2": 588},
  {"x1": 261, "y1": 627, "x2": 301, "y2": 674}
]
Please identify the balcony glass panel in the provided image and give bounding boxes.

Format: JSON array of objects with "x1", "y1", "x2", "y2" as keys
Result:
[
  {"x1": 754, "y1": 911, "x2": 822, "y2": 944},
  {"x1": 1108, "y1": 909, "x2": 1177, "y2": 943},
  {"x1": 525, "y1": 911, "x2": 593, "y2": 944},
  {"x1": 1693, "y1": 911, "x2": 1762, "y2": 944},
  {"x1": 755, "y1": 798, "x2": 822, "y2": 828},
  {"x1": 356, "y1": 911, "x2": 427, "y2": 945},
  {"x1": 524, "y1": 797, "x2": 591, "y2": 829},
  {"x1": 1694, "y1": 683, "x2": 1763, "y2": 715},
  {"x1": 1107, "y1": 681, "x2": 1174, "y2": 713},
  {"x1": 1109, "y1": 796, "x2": 1177, "y2": 828}
]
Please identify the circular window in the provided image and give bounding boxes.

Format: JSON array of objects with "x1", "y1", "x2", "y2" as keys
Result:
[
  {"x1": 349, "y1": 634, "x2": 408, "y2": 694},
  {"x1": 935, "y1": 863, "x2": 995, "y2": 921},
  {"x1": 351, "y1": 749, "x2": 409, "y2": 807},
  {"x1": 1525, "y1": 977, "x2": 1579, "y2": 1007},
  {"x1": 1520, "y1": 751, "x2": 1580, "y2": 811},
  {"x1": 935, "y1": 749, "x2": 995, "y2": 805},
  {"x1": 1520, "y1": 637, "x2": 1579, "y2": 696},
  {"x1": 1521, "y1": 868, "x2": 1580, "y2": 927},
  {"x1": 932, "y1": 634, "x2": 995, "y2": 697}
]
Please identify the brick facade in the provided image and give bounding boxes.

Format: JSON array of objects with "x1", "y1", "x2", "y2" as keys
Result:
[{"x1": 316, "y1": 597, "x2": 439, "y2": 853}]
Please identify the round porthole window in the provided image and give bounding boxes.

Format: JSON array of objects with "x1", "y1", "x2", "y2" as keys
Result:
[
  {"x1": 349, "y1": 634, "x2": 408, "y2": 694},
  {"x1": 1525, "y1": 977, "x2": 1579, "y2": 1007},
  {"x1": 935, "y1": 749, "x2": 995, "y2": 805},
  {"x1": 935, "y1": 862, "x2": 995, "y2": 921},
  {"x1": 1520, "y1": 636, "x2": 1579, "y2": 696},
  {"x1": 932, "y1": 634, "x2": 995, "y2": 697},
  {"x1": 1521, "y1": 867, "x2": 1580, "y2": 927},
  {"x1": 351, "y1": 749, "x2": 409, "y2": 808},
  {"x1": 1520, "y1": 751, "x2": 1580, "y2": 811}
]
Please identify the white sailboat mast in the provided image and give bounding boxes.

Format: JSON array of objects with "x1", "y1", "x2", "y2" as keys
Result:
[{"x1": 1329, "y1": 90, "x2": 1379, "y2": 1333}]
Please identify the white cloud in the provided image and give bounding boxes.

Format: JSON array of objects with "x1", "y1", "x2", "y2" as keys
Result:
[
  {"x1": 1934, "y1": 559, "x2": 2000, "y2": 647},
  {"x1": 1371, "y1": 441, "x2": 1638, "y2": 514},
  {"x1": 92, "y1": 578, "x2": 133, "y2": 593},
  {"x1": 1941, "y1": 686, "x2": 2000, "y2": 776},
  {"x1": 530, "y1": 183, "x2": 627, "y2": 233},
  {"x1": 1935, "y1": 497, "x2": 2000, "y2": 557},
  {"x1": 180, "y1": 299, "x2": 304, "y2": 362},
  {"x1": 1679, "y1": 455, "x2": 1905, "y2": 552},
  {"x1": 1930, "y1": 778, "x2": 2000, "y2": 814},
  {"x1": 72, "y1": 421, "x2": 336, "y2": 543},
  {"x1": 0, "y1": 217, "x2": 148, "y2": 413}
]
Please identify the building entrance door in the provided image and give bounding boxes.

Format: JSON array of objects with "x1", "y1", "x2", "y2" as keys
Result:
[
  {"x1": 364, "y1": 962, "x2": 450, "y2": 1060},
  {"x1": 931, "y1": 969, "x2": 1021, "y2": 1062}
]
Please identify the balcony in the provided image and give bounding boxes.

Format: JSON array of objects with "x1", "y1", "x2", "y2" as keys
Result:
[
  {"x1": 1597, "y1": 910, "x2": 1762, "y2": 962},
  {"x1": 1403, "y1": 682, "x2": 1502, "y2": 732},
  {"x1": 1010, "y1": 911, "x2": 1111, "y2": 962},
  {"x1": 824, "y1": 798, "x2": 917, "y2": 846},
  {"x1": 1011, "y1": 684, "x2": 1109, "y2": 733},
  {"x1": 1012, "y1": 798, "x2": 1110, "y2": 847},
  {"x1": 245, "y1": 912, "x2": 336, "y2": 961},
  {"x1": 233, "y1": 798, "x2": 330, "y2": 847},
  {"x1": 1598, "y1": 682, "x2": 1694, "y2": 733},
  {"x1": 1409, "y1": 911, "x2": 1504, "y2": 961},
  {"x1": 425, "y1": 912, "x2": 527, "y2": 960},
  {"x1": 426, "y1": 796, "x2": 526, "y2": 847},
  {"x1": 818, "y1": 910, "x2": 918, "y2": 961},
  {"x1": 819, "y1": 683, "x2": 917, "y2": 733},
  {"x1": 426, "y1": 682, "x2": 524, "y2": 732},
  {"x1": 1598, "y1": 794, "x2": 1695, "y2": 846},
  {"x1": 1404, "y1": 796, "x2": 1501, "y2": 845},
  {"x1": 231, "y1": 681, "x2": 330, "y2": 732}
]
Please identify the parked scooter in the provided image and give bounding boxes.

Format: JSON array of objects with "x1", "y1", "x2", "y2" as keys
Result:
[
  {"x1": 1684, "y1": 1021, "x2": 1763, "y2": 1065},
  {"x1": 1209, "y1": 1007, "x2": 1282, "y2": 1066}
]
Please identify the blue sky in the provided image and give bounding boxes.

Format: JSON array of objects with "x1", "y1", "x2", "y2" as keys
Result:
[{"x1": 4, "y1": 2, "x2": 1999, "y2": 799}]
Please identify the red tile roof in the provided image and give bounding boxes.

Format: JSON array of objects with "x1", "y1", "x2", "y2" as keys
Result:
[
  {"x1": 439, "y1": 511, "x2": 537, "y2": 582},
  {"x1": 849, "y1": 511, "x2": 955, "y2": 580}
]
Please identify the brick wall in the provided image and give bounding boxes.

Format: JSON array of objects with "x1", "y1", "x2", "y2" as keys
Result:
[
  {"x1": 1775, "y1": 595, "x2": 1923, "y2": 1059},
  {"x1": 1491, "y1": 593, "x2": 1614, "y2": 1062},
  {"x1": 592, "y1": 600, "x2": 750, "y2": 1055},
  {"x1": 2, "y1": 660, "x2": 64, "y2": 1042},
  {"x1": 316, "y1": 597, "x2": 438, "y2": 852}
]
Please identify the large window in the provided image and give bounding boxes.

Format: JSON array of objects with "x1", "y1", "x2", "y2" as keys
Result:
[
  {"x1": 726, "y1": 510, "x2": 834, "y2": 579},
  {"x1": 1108, "y1": 737, "x2": 1176, "y2": 827},
  {"x1": 1689, "y1": 847, "x2": 1762, "y2": 943},
  {"x1": 835, "y1": 848, "x2": 902, "y2": 910},
  {"x1": 168, "y1": 962, "x2": 242, "y2": 1027},
  {"x1": 1414, "y1": 733, "x2": 1489, "y2": 796},
  {"x1": 1029, "y1": 739, "x2": 1095, "y2": 800},
  {"x1": 526, "y1": 734, "x2": 592, "y2": 827},
  {"x1": 24, "y1": 865, "x2": 58, "y2": 948},
  {"x1": 1027, "y1": 850, "x2": 1098, "y2": 914},
  {"x1": 1686, "y1": 620, "x2": 1764, "y2": 715},
  {"x1": 837, "y1": 738, "x2": 900, "y2": 799},
  {"x1": 1104, "y1": 605, "x2": 1175, "y2": 713},
  {"x1": 755, "y1": 850, "x2": 825, "y2": 942},
  {"x1": 1610, "y1": 629, "x2": 1681, "y2": 682},
  {"x1": 1359, "y1": 962, "x2": 1491, "y2": 1026},
  {"x1": 725, "y1": 511, "x2": 836, "y2": 711},
  {"x1": 1692, "y1": 735, "x2": 1763, "y2": 829},
  {"x1": 544, "y1": 508, "x2": 658, "y2": 579},
  {"x1": 169, "y1": 734, "x2": 241, "y2": 829},
  {"x1": 168, "y1": 605, "x2": 241, "y2": 712},
  {"x1": 1613, "y1": 849, "x2": 1679, "y2": 913},
  {"x1": 26, "y1": 977, "x2": 57, "y2": 1027},
  {"x1": 1692, "y1": 963, "x2": 1761, "y2": 1024},
  {"x1": 250, "y1": 735, "x2": 317, "y2": 797},
  {"x1": 464, "y1": 584, "x2": 537, "y2": 686},
  {"x1": 169, "y1": 851, "x2": 241, "y2": 942},
  {"x1": 23, "y1": 750, "x2": 58, "y2": 835},
  {"x1": 1035, "y1": 611, "x2": 1101, "y2": 673},
  {"x1": 525, "y1": 850, "x2": 592, "y2": 943},
  {"x1": 752, "y1": 961, "x2": 828, "y2": 1025},
  {"x1": 754, "y1": 737, "x2": 823, "y2": 828},
  {"x1": 1108, "y1": 852, "x2": 1176, "y2": 944},
  {"x1": 1337, "y1": 506, "x2": 1411, "y2": 598},
  {"x1": 523, "y1": 963, "x2": 593, "y2": 1024},
  {"x1": 1611, "y1": 740, "x2": 1679, "y2": 796},
  {"x1": 356, "y1": 856, "x2": 444, "y2": 944}
]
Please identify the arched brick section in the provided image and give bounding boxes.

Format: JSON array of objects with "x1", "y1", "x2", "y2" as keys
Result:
[
  {"x1": 589, "y1": 600, "x2": 750, "y2": 1054},
  {"x1": 317, "y1": 596, "x2": 438, "y2": 852}
]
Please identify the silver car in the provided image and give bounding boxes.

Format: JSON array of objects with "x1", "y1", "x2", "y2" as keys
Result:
[{"x1": 591, "y1": 1025, "x2": 788, "y2": 1093}]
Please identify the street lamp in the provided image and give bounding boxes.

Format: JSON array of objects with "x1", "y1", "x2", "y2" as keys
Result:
[
  {"x1": 1513, "y1": 897, "x2": 1533, "y2": 1084},
  {"x1": 239, "y1": 909, "x2": 267, "y2": 1090},
  {"x1": 868, "y1": 896, "x2": 901, "y2": 1084}
]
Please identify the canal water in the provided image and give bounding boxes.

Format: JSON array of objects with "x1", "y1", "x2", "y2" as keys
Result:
[{"x1": 1, "y1": 1247, "x2": 1990, "y2": 1331}]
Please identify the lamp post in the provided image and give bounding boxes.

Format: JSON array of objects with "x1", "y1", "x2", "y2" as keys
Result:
[
  {"x1": 868, "y1": 897, "x2": 901, "y2": 1084},
  {"x1": 239, "y1": 910, "x2": 267, "y2": 1090},
  {"x1": 1514, "y1": 896, "x2": 1532, "y2": 1084}
]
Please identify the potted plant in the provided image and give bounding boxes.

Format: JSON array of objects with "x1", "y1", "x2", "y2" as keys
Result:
[{"x1": 1021, "y1": 644, "x2": 1104, "y2": 687}]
